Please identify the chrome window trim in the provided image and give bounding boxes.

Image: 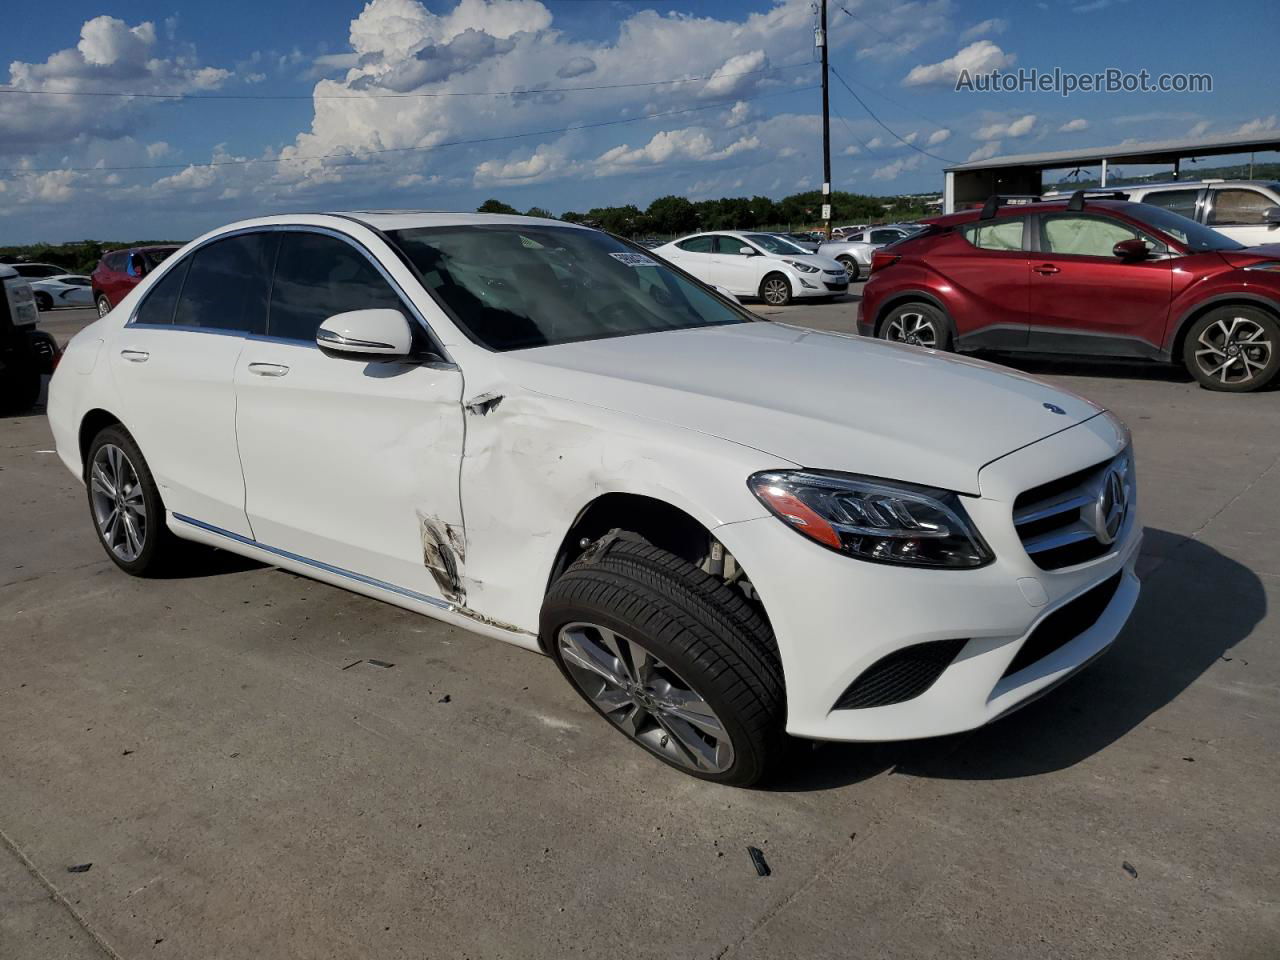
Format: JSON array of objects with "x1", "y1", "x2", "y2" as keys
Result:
[{"x1": 126, "y1": 223, "x2": 453, "y2": 364}]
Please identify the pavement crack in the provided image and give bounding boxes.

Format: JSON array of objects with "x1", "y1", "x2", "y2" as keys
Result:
[{"x1": 0, "y1": 823, "x2": 124, "y2": 960}]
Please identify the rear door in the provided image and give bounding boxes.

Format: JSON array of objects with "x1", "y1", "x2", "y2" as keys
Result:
[
  {"x1": 1138, "y1": 186, "x2": 1205, "y2": 223},
  {"x1": 232, "y1": 229, "x2": 465, "y2": 603},
  {"x1": 940, "y1": 215, "x2": 1030, "y2": 348},
  {"x1": 108, "y1": 232, "x2": 275, "y2": 537},
  {"x1": 1026, "y1": 212, "x2": 1172, "y2": 354}
]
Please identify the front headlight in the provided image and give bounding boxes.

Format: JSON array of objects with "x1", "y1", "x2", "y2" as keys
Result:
[
  {"x1": 783, "y1": 259, "x2": 819, "y2": 273},
  {"x1": 748, "y1": 470, "x2": 994, "y2": 569}
]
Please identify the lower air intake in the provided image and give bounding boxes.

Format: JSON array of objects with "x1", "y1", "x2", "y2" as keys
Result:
[{"x1": 833, "y1": 638, "x2": 968, "y2": 710}]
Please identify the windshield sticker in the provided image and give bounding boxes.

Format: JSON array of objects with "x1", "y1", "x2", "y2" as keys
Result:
[{"x1": 609, "y1": 252, "x2": 658, "y2": 268}]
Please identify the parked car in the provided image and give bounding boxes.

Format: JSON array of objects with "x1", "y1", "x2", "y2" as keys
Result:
[
  {"x1": 49, "y1": 212, "x2": 1141, "y2": 786},
  {"x1": 653, "y1": 231, "x2": 848, "y2": 305},
  {"x1": 29, "y1": 274, "x2": 94, "y2": 311},
  {"x1": 8, "y1": 262, "x2": 71, "y2": 280},
  {"x1": 842, "y1": 225, "x2": 919, "y2": 245},
  {"x1": 1047, "y1": 180, "x2": 1280, "y2": 249},
  {"x1": 1, "y1": 264, "x2": 60, "y2": 411},
  {"x1": 860, "y1": 191, "x2": 1280, "y2": 392},
  {"x1": 90, "y1": 245, "x2": 180, "y2": 317},
  {"x1": 814, "y1": 236, "x2": 881, "y2": 281}
]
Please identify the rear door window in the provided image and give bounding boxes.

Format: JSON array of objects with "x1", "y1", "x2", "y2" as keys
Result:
[
  {"x1": 1141, "y1": 189, "x2": 1200, "y2": 220},
  {"x1": 133, "y1": 258, "x2": 191, "y2": 327},
  {"x1": 173, "y1": 233, "x2": 275, "y2": 334},
  {"x1": 961, "y1": 218, "x2": 1025, "y2": 252},
  {"x1": 676, "y1": 236, "x2": 716, "y2": 254},
  {"x1": 268, "y1": 232, "x2": 405, "y2": 342},
  {"x1": 1208, "y1": 188, "x2": 1275, "y2": 226}
]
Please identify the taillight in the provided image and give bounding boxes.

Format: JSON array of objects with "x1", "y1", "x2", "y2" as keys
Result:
[{"x1": 869, "y1": 251, "x2": 900, "y2": 274}]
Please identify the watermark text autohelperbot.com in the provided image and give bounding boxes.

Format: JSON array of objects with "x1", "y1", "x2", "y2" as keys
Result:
[{"x1": 956, "y1": 68, "x2": 1212, "y2": 97}]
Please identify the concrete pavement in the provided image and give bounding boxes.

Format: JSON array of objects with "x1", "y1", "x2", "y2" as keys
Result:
[{"x1": 1, "y1": 304, "x2": 1277, "y2": 959}]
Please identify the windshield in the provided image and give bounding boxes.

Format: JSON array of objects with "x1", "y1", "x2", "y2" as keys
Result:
[
  {"x1": 388, "y1": 225, "x2": 751, "y2": 351},
  {"x1": 746, "y1": 234, "x2": 810, "y2": 255},
  {"x1": 1129, "y1": 203, "x2": 1245, "y2": 252}
]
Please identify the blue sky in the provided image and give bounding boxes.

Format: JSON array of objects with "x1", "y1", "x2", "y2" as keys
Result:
[{"x1": 1, "y1": 0, "x2": 1276, "y2": 242}]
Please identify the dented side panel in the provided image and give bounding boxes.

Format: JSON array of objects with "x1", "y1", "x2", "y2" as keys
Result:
[{"x1": 457, "y1": 385, "x2": 791, "y2": 636}]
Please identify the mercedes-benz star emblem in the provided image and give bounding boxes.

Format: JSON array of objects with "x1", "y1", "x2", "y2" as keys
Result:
[{"x1": 1090, "y1": 467, "x2": 1128, "y2": 545}]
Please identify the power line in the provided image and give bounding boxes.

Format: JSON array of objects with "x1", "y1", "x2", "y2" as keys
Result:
[
  {"x1": 828, "y1": 66, "x2": 956, "y2": 164},
  {"x1": 1, "y1": 85, "x2": 819, "y2": 176},
  {"x1": 0, "y1": 63, "x2": 815, "y2": 102}
]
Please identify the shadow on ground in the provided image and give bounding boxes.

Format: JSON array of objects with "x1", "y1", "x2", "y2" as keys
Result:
[{"x1": 770, "y1": 530, "x2": 1264, "y2": 792}]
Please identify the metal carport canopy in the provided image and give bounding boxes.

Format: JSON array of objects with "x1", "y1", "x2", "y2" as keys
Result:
[{"x1": 942, "y1": 130, "x2": 1280, "y2": 213}]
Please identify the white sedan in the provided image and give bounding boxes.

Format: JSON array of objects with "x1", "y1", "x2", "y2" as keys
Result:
[
  {"x1": 652, "y1": 231, "x2": 849, "y2": 305},
  {"x1": 29, "y1": 274, "x2": 94, "y2": 311},
  {"x1": 48, "y1": 212, "x2": 1140, "y2": 786}
]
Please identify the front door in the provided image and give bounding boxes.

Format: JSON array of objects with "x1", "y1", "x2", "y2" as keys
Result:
[
  {"x1": 710, "y1": 235, "x2": 766, "y2": 295},
  {"x1": 1027, "y1": 213, "x2": 1172, "y2": 354},
  {"x1": 232, "y1": 230, "x2": 466, "y2": 604}
]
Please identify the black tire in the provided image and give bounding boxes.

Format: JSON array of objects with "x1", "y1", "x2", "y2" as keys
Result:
[
  {"x1": 1181, "y1": 305, "x2": 1280, "y2": 393},
  {"x1": 837, "y1": 256, "x2": 860, "y2": 283},
  {"x1": 34, "y1": 291, "x2": 53, "y2": 312},
  {"x1": 95, "y1": 294, "x2": 112, "y2": 318},
  {"x1": 85, "y1": 425, "x2": 185, "y2": 576},
  {"x1": 758, "y1": 272, "x2": 793, "y2": 307},
  {"x1": 542, "y1": 538, "x2": 786, "y2": 787},
  {"x1": 0, "y1": 368, "x2": 41, "y2": 413},
  {"x1": 878, "y1": 301, "x2": 953, "y2": 351}
]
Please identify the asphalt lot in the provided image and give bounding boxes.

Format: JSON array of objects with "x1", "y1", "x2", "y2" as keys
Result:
[{"x1": 2, "y1": 299, "x2": 1278, "y2": 959}]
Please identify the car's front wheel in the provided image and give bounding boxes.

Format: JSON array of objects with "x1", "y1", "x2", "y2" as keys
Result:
[
  {"x1": 542, "y1": 538, "x2": 785, "y2": 786},
  {"x1": 758, "y1": 273, "x2": 793, "y2": 307},
  {"x1": 837, "y1": 256, "x2": 860, "y2": 282},
  {"x1": 86, "y1": 425, "x2": 184, "y2": 575},
  {"x1": 95, "y1": 294, "x2": 112, "y2": 318},
  {"x1": 879, "y1": 302, "x2": 952, "y2": 350},
  {"x1": 1183, "y1": 306, "x2": 1280, "y2": 392}
]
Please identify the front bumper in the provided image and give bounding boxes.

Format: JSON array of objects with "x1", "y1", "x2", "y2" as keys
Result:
[{"x1": 714, "y1": 414, "x2": 1140, "y2": 742}]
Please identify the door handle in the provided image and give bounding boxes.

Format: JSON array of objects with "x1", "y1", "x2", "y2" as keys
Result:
[
  {"x1": 120, "y1": 349, "x2": 149, "y2": 362},
  {"x1": 1033, "y1": 264, "x2": 1061, "y2": 275},
  {"x1": 247, "y1": 362, "x2": 290, "y2": 377}
]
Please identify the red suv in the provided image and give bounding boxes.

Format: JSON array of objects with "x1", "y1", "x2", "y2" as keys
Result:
[
  {"x1": 859, "y1": 192, "x2": 1280, "y2": 392},
  {"x1": 91, "y1": 245, "x2": 180, "y2": 318}
]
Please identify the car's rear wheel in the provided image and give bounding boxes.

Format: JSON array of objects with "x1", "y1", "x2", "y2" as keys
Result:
[
  {"x1": 95, "y1": 294, "x2": 112, "y2": 318},
  {"x1": 34, "y1": 291, "x2": 53, "y2": 312},
  {"x1": 837, "y1": 256, "x2": 860, "y2": 282},
  {"x1": 879, "y1": 302, "x2": 952, "y2": 350},
  {"x1": 86, "y1": 425, "x2": 184, "y2": 576},
  {"x1": 1183, "y1": 306, "x2": 1280, "y2": 392},
  {"x1": 759, "y1": 273, "x2": 793, "y2": 307},
  {"x1": 542, "y1": 538, "x2": 785, "y2": 786}
]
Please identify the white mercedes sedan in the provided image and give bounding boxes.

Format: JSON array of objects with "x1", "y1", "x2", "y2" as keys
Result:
[
  {"x1": 48, "y1": 212, "x2": 1141, "y2": 786},
  {"x1": 652, "y1": 231, "x2": 849, "y2": 305}
]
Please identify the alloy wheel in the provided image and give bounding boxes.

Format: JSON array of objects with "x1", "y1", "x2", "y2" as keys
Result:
[
  {"x1": 840, "y1": 259, "x2": 859, "y2": 281},
  {"x1": 884, "y1": 311, "x2": 938, "y2": 348},
  {"x1": 89, "y1": 443, "x2": 147, "y2": 562},
  {"x1": 1193, "y1": 316, "x2": 1273, "y2": 386},
  {"x1": 557, "y1": 621, "x2": 734, "y2": 774},
  {"x1": 762, "y1": 278, "x2": 790, "y2": 306}
]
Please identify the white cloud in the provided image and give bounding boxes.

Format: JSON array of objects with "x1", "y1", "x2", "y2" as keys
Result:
[
  {"x1": 926, "y1": 128, "x2": 951, "y2": 146},
  {"x1": 842, "y1": 144, "x2": 861, "y2": 156},
  {"x1": 959, "y1": 18, "x2": 1007, "y2": 42},
  {"x1": 556, "y1": 56, "x2": 596, "y2": 79},
  {"x1": 1188, "y1": 120, "x2": 1211, "y2": 137},
  {"x1": 974, "y1": 114, "x2": 1036, "y2": 140},
  {"x1": 902, "y1": 40, "x2": 1015, "y2": 87},
  {"x1": 1058, "y1": 118, "x2": 1089, "y2": 133},
  {"x1": 702, "y1": 50, "x2": 768, "y2": 98},
  {"x1": 1236, "y1": 115, "x2": 1279, "y2": 135},
  {"x1": 872, "y1": 154, "x2": 923, "y2": 181},
  {"x1": 593, "y1": 126, "x2": 759, "y2": 174},
  {"x1": 967, "y1": 141, "x2": 1002, "y2": 162}
]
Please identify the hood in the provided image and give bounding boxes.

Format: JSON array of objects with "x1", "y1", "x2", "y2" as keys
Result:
[
  {"x1": 1219, "y1": 244, "x2": 1280, "y2": 268},
  {"x1": 501, "y1": 322, "x2": 1103, "y2": 495},
  {"x1": 772, "y1": 252, "x2": 844, "y2": 272}
]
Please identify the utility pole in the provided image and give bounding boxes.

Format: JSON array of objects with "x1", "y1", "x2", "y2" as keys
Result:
[{"x1": 817, "y1": 0, "x2": 832, "y2": 238}]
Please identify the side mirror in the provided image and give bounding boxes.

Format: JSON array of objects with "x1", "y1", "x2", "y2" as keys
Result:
[
  {"x1": 1264, "y1": 206, "x2": 1280, "y2": 225},
  {"x1": 317, "y1": 308, "x2": 413, "y2": 358},
  {"x1": 1112, "y1": 238, "x2": 1149, "y2": 261},
  {"x1": 738, "y1": 246, "x2": 757, "y2": 257},
  {"x1": 128, "y1": 253, "x2": 148, "y2": 278}
]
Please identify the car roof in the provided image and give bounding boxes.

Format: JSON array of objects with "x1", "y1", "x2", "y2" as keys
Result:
[
  {"x1": 925, "y1": 198, "x2": 1144, "y2": 228},
  {"x1": 333, "y1": 211, "x2": 587, "y2": 232}
]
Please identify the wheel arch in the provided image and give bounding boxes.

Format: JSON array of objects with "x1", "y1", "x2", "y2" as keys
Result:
[
  {"x1": 78, "y1": 408, "x2": 125, "y2": 473},
  {"x1": 1167, "y1": 294, "x2": 1280, "y2": 366},
  {"x1": 872, "y1": 290, "x2": 952, "y2": 337}
]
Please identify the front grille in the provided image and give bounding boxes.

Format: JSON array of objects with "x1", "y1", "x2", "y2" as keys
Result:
[
  {"x1": 833, "y1": 637, "x2": 968, "y2": 710},
  {"x1": 1013, "y1": 451, "x2": 1132, "y2": 570},
  {"x1": 823, "y1": 281, "x2": 848, "y2": 291},
  {"x1": 1001, "y1": 572, "x2": 1122, "y2": 678}
]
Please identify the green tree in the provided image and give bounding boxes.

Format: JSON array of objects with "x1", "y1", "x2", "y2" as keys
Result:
[
  {"x1": 525, "y1": 206, "x2": 553, "y2": 219},
  {"x1": 645, "y1": 195, "x2": 698, "y2": 235},
  {"x1": 477, "y1": 198, "x2": 520, "y2": 214}
]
